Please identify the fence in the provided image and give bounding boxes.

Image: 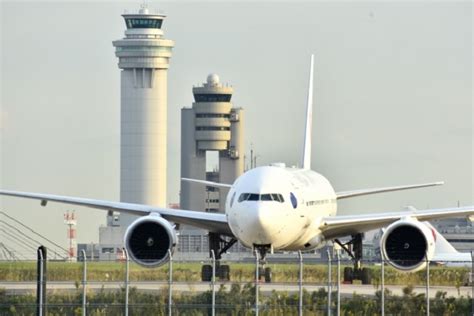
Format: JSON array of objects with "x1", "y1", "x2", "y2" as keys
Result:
[{"x1": 0, "y1": 248, "x2": 473, "y2": 315}]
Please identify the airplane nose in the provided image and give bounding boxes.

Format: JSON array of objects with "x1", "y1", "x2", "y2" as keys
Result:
[
  {"x1": 229, "y1": 201, "x2": 288, "y2": 247},
  {"x1": 250, "y1": 204, "x2": 280, "y2": 243}
]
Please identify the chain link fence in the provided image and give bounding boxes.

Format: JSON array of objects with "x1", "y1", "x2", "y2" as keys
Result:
[{"x1": 0, "y1": 249, "x2": 473, "y2": 315}]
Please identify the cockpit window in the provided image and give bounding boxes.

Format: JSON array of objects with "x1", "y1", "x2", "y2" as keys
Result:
[
  {"x1": 248, "y1": 194, "x2": 259, "y2": 201},
  {"x1": 260, "y1": 194, "x2": 272, "y2": 201},
  {"x1": 238, "y1": 193, "x2": 285, "y2": 203},
  {"x1": 271, "y1": 194, "x2": 284, "y2": 203},
  {"x1": 238, "y1": 193, "x2": 250, "y2": 202}
]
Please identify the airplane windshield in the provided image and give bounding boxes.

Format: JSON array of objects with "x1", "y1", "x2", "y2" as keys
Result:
[
  {"x1": 248, "y1": 194, "x2": 259, "y2": 201},
  {"x1": 238, "y1": 193, "x2": 285, "y2": 203}
]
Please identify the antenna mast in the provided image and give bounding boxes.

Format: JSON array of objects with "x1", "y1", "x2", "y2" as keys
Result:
[{"x1": 64, "y1": 211, "x2": 77, "y2": 262}]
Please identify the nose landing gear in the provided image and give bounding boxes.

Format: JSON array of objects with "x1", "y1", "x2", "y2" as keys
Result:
[{"x1": 255, "y1": 245, "x2": 272, "y2": 283}]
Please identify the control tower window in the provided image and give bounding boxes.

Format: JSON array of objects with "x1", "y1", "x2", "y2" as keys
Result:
[
  {"x1": 194, "y1": 94, "x2": 232, "y2": 102},
  {"x1": 125, "y1": 18, "x2": 163, "y2": 29},
  {"x1": 196, "y1": 126, "x2": 230, "y2": 131},
  {"x1": 196, "y1": 114, "x2": 230, "y2": 119}
]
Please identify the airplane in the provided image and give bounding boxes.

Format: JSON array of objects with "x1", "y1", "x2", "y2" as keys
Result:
[{"x1": 1, "y1": 55, "x2": 473, "y2": 284}]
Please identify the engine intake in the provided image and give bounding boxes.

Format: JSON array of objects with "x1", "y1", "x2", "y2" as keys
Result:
[
  {"x1": 381, "y1": 219, "x2": 435, "y2": 272},
  {"x1": 124, "y1": 215, "x2": 177, "y2": 267}
]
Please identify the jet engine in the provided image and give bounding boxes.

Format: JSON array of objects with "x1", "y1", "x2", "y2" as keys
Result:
[
  {"x1": 124, "y1": 214, "x2": 177, "y2": 267},
  {"x1": 380, "y1": 218, "x2": 435, "y2": 272}
]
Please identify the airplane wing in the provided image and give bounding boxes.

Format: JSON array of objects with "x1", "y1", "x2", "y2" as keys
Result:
[
  {"x1": 0, "y1": 190, "x2": 234, "y2": 236},
  {"x1": 181, "y1": 178, "x2": 232, "y2": 189},
  {"x1": 319, "y1": 206, "x2": 474, "y2": 240},
  {"x1": 335, "y1": 181, "x2": 444, "y2": 200}
]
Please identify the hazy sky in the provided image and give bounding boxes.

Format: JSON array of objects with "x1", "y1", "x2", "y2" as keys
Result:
[{"x1": 0, "y1": 1, "x2": 472, "y2": 252}]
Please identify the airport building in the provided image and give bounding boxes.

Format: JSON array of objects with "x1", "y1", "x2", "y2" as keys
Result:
[
  {"x1": 432, "y1": 218, "x2": 474, "y2": 253},
  {"x1": 90, "y1": 7, "x2": 248, "y2": 260},
  {"x1": 92, "y1": 6, "x2": 174, "y2": 259},
  {"x1": 180, "y1": 74, "x2": 244, "y2": 213},
  {"x1": 113, "y1": 6, "x2": 174, "y2": 218},
  {"x1": 179, "y1": 74, "x2": 247, "y2": 257}
]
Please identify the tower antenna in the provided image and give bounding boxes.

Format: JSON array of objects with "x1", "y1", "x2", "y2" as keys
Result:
[{"x1": 140, "y1": 0, "x2": 149, "y2": 14}]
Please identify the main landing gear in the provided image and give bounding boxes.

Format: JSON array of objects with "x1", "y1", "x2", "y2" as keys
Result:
[
  {"x1": 255, "y1": 245, "x2": 272, "y2": 283},
  {"x1": 201, "y1": 233, "x2": 237, "y2": 282},
  {"x1": 335, "y1": 234, "x2": 372, "y2": 285}
]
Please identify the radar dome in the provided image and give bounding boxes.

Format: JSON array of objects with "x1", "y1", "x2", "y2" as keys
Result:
[{"x1": 207, "y1": 73, "x2": 220, "y2": 86}]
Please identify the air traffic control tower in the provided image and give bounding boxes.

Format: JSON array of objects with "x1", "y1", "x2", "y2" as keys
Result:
[
  {"x1": 181, "y1": 75, "x2": 244, "y2": 215},
  {"x1": 113, "y1": 6, "x2": 174, "y2": 227}
]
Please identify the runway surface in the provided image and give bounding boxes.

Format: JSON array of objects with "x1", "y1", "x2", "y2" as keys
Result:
[{"x1": 1, "y1": 281, "x2": 472, "y2": 298}]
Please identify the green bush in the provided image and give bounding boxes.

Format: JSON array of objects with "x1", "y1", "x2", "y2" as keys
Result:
[{"x1": 0, "y1": 284, "x2": 471, "y2": 315}]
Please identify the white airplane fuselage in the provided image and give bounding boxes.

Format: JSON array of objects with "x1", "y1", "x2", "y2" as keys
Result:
[{"x1": 225, "y1": 165, "x2": 337, "y2": 251}]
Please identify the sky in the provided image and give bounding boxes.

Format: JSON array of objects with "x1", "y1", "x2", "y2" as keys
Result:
[{"x1": 0, "y1": 1, "x2": 472, "y2": 252}]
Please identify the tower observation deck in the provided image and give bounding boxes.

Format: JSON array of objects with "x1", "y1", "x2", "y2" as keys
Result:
[
  {"x1": 181, "y1": 74, "x2": 244, "y2": 215},
  {"x1": 113, "y1": 6, "x2": 174, "y2": 227}
]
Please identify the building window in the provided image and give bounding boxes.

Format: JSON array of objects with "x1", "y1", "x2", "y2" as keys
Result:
[
  {"x1": 101, "y1": 247, "x2": 114, "y2": 254},
  {"x1": 194, "y1": 94, "x2": 232, "y2": 102},
  {"x1": 196, "y1": 126, "x2": 230, "y2": 131},
  {"x1": 196, "y1": 113, "x2": 230, "y2": 118},
  {"x1": 125, "y1": 18, "x2": 163, "y2": 29}
]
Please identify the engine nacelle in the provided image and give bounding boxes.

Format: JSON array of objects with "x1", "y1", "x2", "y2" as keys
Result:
[
  {"x1": 124, "y1": 214, "x2": 177, "y2": 267},
  {"x1": 380, "y1": 218, "x2": 435, "y2": 272}
]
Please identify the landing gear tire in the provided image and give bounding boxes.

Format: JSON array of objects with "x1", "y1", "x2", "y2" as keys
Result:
[
  {"x1": 255, "y1": 267, "x2": 265, "y2": 281},
  {"x1": 337, "y1": 234, "x2": 371, "y2": 284},
  {"x1": 201, "y1": 264, "x2": 212, "y2": 282},
  {"x1": 343, "y1": 267, "x2": 353, "y2": 283},
  {"x1": 219, "y1": 264, "x2": 230, "y2": 281},
  {"x1": 264, "y1": 267, "x2": 272, "y2": 283},
  {"x1": 207, "y1": 233, "x2": 237, "y2": 282},
  {"x1": 361, "y1": 267, "x2": 371, "y2": 285}
]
